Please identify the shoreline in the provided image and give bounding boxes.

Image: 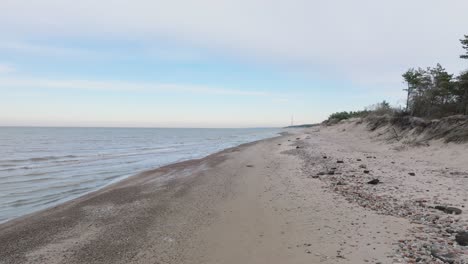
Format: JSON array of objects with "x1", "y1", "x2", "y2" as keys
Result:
[
  {"x1": 0, "y1": 134, "x2": 283, "y2": 228},
  {"x1": 1, "y1": 125, "x2": 466, "y2": 263},
  {"x1": 0, "y1": 133, "x2": 283, "y2": 226},
  {"x1": 1, "y1": 134, "x2": 301, "y2": 264}
]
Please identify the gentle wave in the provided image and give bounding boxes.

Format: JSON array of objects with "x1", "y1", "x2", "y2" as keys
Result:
[
  {"x1": 0, "y1": 127, "x2": 280, "y2": 223},
  {"x1": 0, "y1": 155, "x2": 79, "y2": 164}
]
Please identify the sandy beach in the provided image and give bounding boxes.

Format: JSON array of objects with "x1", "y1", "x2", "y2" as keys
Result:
[{"x1": 1, "y1": 123, "x2": 467, "y2": 264}]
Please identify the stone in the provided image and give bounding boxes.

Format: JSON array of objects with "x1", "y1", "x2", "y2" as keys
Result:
[
  {"x1": 367, "y1": 179, "x2": 380, "y2": 185},
  {"x1": 359, "y1": 164, "x2": 367, "y2": 169},
  {"x1": 357, "y1": 158, "x2": 362, "y2": 161},
  {"x1": 408, "y1": 172, "x2": 416, "y2": 176},
  {"x1": 327, "y1": 171, "x2": 335, "y2": 175},
  {"x1": 296, "y1": 146, "x2": 300, "y2": 149},
  {"x1": 434, "y1": 206, "x2": 462, "y2": 215},
  {"x1": 323, "y1": 156, "x2": 327, "y2": 159},
  {"x1": 363, "y1": 170, "x2": 370, "y2": 174},
  {"x1": 455, "y1": 231, "x2": 468, "y2": 246},
  {"x1": 446, "y1": 228, "x2": 456, "y2": 234},
  {"x1": 430, "y1": 248, "x2": 456, "y2": 264},
  {"x1": 337, "y1": 160, "x2": 344, "y2": 163}
]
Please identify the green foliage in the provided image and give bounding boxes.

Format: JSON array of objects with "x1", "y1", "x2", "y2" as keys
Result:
[
  {"x1": 400, "y1": 35, "x2": 468, "y2": 118},
  {"x1": 328, "y1": 110, "x2": 370, "y2": 121},
  {"x1": 327, "y1": 35, "x2": 468, "y2": 124},
  {"x1": 455, "y1": 71, "x2": 468, "y2": 114},
  {"x1": 402, "y1": 64, "x2": 464, "y2": 117},
  {"x1": 461, "y1": 35, "x2": 468, "y2": 59},
  {"x1": 367, "y1": 100, "x2": 395, "y2": 115}
]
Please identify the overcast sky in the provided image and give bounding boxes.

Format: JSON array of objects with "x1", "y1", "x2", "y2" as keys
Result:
[{"x1": 1, "y1": 0, "x2": 467, "y2": 127}]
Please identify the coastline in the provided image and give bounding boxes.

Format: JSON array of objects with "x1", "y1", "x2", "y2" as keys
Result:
[
  {"x1": 0, "y1": 135, "x2": 288, "y2": 264},
  {"x1": 0, "y1": 134, "x2": 282, "y2": 228},
  {"x1": 1, "y1": 125, "x2": 466, "y2": 263},
  {"x1": 0, "y1": 127, "x2": 281, "y2": 224}
]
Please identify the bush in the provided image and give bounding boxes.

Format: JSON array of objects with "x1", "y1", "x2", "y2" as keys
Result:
[
  {"x1": 327, "y1": 110, "x2": 370, "y2": 122},
  {"x1": 325, "y1": 101, "x2": 407, "y2": 126}
]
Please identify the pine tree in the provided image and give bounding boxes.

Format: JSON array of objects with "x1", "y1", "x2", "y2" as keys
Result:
[{"x1": 461, "y1": 35, "x2": 468, "y2": 59}]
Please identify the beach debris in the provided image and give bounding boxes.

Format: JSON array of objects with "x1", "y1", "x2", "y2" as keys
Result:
[
  {"x1": 246, "y1": 165, "x2": 254, "y2": 168},
  {"x1": 296, "y1": 141, "x2": 468, "y2": 263},
  {"x1": 317, "y1": 172, "x2": 326, "y2": 176},
  {"x1": 367, "y1": 179, "x2": 380, "y2": 185},
  {"x1": 296, "y1": 146, "x2": 301, "y2": 149},
  {"x1": 337, "y1": 160, "x2": 344, "y2": 163},
  {"x1": 434, "y1": 206, "x2": 462, "y2": 215},
  {"x1": 449, "y1": 171, "x2": 468, "y2": 176},
  {"x1": 356, "y1": 158, "x2": 362, "y2": 161},
  {"x1": 446, "y1": 228, "x2": 456, "y2": 234},
  {"x1": 431, "y1": 247, "x2": 456, "y2": 264},
  {"x1": 296, "y1": 137, "x2": 300, "y2": 140},
  {"x1": 455, "y1": 231, "x2": 468, "y2": 246},
  {"x1": 278, "y1": 143, "x2": 282, "y2": 146},
  {"x1": 408, "y1": 172, "x2": 416, "y2": 176},
  {"x1": 336, "y1": 181, "x2": 346, "y2": 185}
]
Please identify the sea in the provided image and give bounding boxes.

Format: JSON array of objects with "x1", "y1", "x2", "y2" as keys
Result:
[{"x1": 0, "y1": 127, "x2": 280, "y2": 223}]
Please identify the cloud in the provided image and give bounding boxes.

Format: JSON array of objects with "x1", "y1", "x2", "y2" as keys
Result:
[
  {"x1": 0, "y1": 41, "x2": 130, "y2": 61},
  {"x1": 1, "y1": 0, "x2": 467, "y2": 87},
  {"x1": 0, "y1": 64, "x2": 15, "y2": 74},
  {"x1": 0, "y1": 41, "x2": 83, "y2": 57},
  {"x1": 0, "y1": 76, "x2": 276, "y2": 97}
]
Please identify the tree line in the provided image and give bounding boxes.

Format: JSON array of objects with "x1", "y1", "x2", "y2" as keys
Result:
[
  {"x1": 402, "y1": 35, "x2": 468, "y2": 117},
  {"x1": 326, "y1": 35, "x2": 468, "y2": 123}
]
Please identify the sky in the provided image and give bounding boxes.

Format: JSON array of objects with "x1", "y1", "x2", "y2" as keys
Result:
[{"x1": 1, "y1": 0, "x2": 467, "y2": 128}]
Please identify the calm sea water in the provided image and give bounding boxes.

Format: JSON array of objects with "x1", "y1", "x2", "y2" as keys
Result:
[{"x1": 0, "y1": 127, "x2": 280, "y2": 223}]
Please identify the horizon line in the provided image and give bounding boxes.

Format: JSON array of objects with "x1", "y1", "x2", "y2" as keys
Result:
[{"x1": 0, "y1": 125, "x2": 282, "y2": 129}]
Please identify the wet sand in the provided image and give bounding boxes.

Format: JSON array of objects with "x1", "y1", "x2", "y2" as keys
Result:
[{"x1": 3, "y1": 124, "x2": 462, "y2": 263}]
